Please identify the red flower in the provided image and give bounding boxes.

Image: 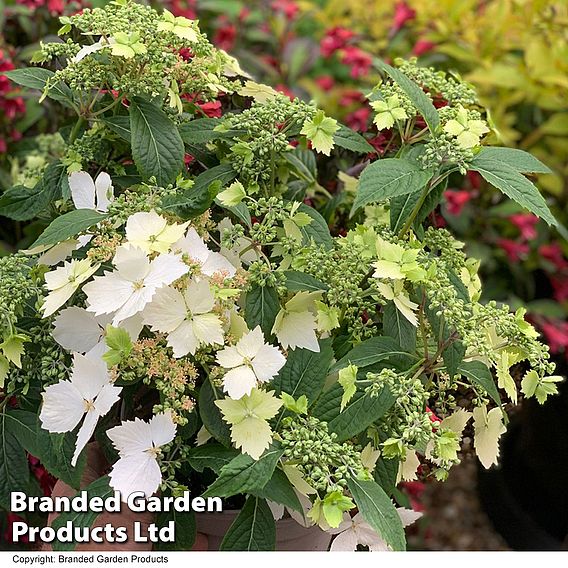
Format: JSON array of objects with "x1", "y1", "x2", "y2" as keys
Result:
[
  {"x1": 425, "y1": 406, "x2": 441, "y2": 425},
  {"x1": 168, "y1": 0, "x2": 197, "y2": 20},
  {"x1": 466, "y1": 171, "x2": 482, "y2": 190},
  {"x1": 345, "y1": 107, "x2": 371, "y2": 132},
  {"x1": 444, "y1": 189, "x2": 472, "y2": 216},
  {"x1": 320, "y1": 27, "x2": 354, "y2": 58},
  {"x1": 509, "y1": 213, "x2": 539, "y2": 241},
  {"x1": 541, "y1": 320, "x2": 568, "y2": 354},
  {"x1": 197, "y1": 101, "x2": 222, "y2": 118},
  {"x1": 274, "y1": 84, "x2": 295, "y2": 100},
  {"x1": 497, "y1": 238, "x2": 530, "y2": 262},
  {"x1": 392, "y1": 1, "x2": 416, "y2": 32},
  {"x1": 3, "y1": 513, "x2": 29, "y2": 544},
  {"x1": 539, "y1": 242, "x2": 568, "y2": 270},
  {"x1": 413, "y1": 39, "x2": 436, "y2": 56},
  {"x1": 315, "y1": 75, "x2": 335, "y2": 90},
  {"x1": 339, "y1": 89, "x2": 365, "y2": 107},
  {"x1": 551, "y1": 277, "x2": 568, "y2": 303},
  {"x1": 213, "y1": 22, "x2": 237, "y2": 51},
  {"x1": 340, "y1": 46, "x2": 372, "y2": 79},
  {"x1": 271, "y1": 0, "x2": 299, "y2": 20}
]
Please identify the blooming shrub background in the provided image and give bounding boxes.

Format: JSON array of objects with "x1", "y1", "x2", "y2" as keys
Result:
[{"x1": 0, "y1": 1, "x2": 568, "y2": 546}]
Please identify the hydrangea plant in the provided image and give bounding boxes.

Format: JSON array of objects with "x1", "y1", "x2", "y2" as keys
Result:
[{"x1": 0, "y1": 0, "x2": 563, "y2": 552}]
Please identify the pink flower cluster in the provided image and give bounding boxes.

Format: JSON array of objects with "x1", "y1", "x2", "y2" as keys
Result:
[{"x1": 0, "y1": 49, "x2": 25, "y2": 154}]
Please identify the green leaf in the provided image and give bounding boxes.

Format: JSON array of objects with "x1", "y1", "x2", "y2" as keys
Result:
[
  {"x1": 425, "y1": 304, "x2": 465, "y2": 378},
  {"x1": 347, "y1": 477, "x2": 406, "y2": 551},
  {"x1": 102, "y1": 325, "x2": 132, "y2": 366},
  {"x1": 219, "y1": 496, "x2": 276, "y2": 551},
  {"x1": 202, "y1": 444, "x2": 283, "y2": 498},
  {"x1": 129, "y1": 97, "x2": 184, "y2": 186},
  {"x1": 474, "y1": 147, "x2": 552, "y2": 174},
  {"x1": 374, "y1": 458, "x2": 399, "y2": 496},
  {"x1": 198, "y1": 380, "x2": 231, "y2": 447},
  {"x1": 179, "y1": 118, "x2": 246, "y2": 144},
  {"x1": 31, "y1": 209, "x2": 106, "y2": 248},
  {"x1": 331, "y1": 336, "x2": 416, "y2": 373},
  {"x1": 470, "y1": 158, "x2": 557, "y2": 227},
  {"x1": 251, "y1": 467, "x2": 303, "y2": 513},
  {"x1": 164, "y1": 164, "x2": 237, "y2": 219},
  {"x1": 155, "y1": 508, "x2": 196, "y2": 551},
  {"x1": 51, "y1": 476, "x2": 113, "y2": 551},
  {"x1": 297, "y1": 203, "x2": 333, "y2": 249},
  {"x1": 0, "y1": 161, "x2": 66, "y2": 221},
  {"x1": 383, "y1": 302, "x2": 416, "y2": 353},
  {"x1": 352, "y1": 158, "x2": 432, "y2": 215},
  {"x1": 0, "y1": 413, "x2": 29, "y2": 509},
  {"x1": 101, "y1": 116, "x2": 131, "y2": 141},
  {"x1": 273, "y1": 338, "x2": 333, "y2": 404},
  {"x1": 187, "y1": 444, "x2": 239, "y2": 474},
  {"x1": 328, "y1": 387, "x2": 394, "y2": 442},
  {"x1": 4, "y1": 68, "x2": 74, "y2": 106},
  {"x1": 460, "y1": 360, "x2": 501, "y2": 406},
  {"x1": 244, "y1": 284, "x2": 280, "y2": 338},
  {"x1": 283, "y1": 270, "x2": 328, "y2": 292},
  {"x1": 376, "y1": 60, "x2": 439, "y2": 133},
  {"x1": 333, "y1": 123, "x2": 375, "y2": 154}
]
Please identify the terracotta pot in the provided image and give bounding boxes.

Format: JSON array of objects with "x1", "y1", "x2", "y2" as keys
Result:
[{"x1": 196, "y1": 510, "x2": 332, "y2": 551}]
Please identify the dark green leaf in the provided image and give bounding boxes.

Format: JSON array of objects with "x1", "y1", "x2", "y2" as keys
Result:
[
  {"x1": 251, "y1": 467, "x2": 303, "y2": 513},
  {"x1": 297, "y1": 203, "x2": 333, "y2": 249},
  {"x1": 129, "y1": 97, "x2": 184, "y2": 186},
  {"x1": 4, "y1": 68, "x2": 74, "y2": 106},
  {"x1": 155, "y1": 508, "x2": 196, "y2": 551},
  {"x1": 376, "y1": 60, "x2": 439, "y2": 133},
  {"x1": 283, "y1": 270, "x2": 328, "y2": 292},
  {"x1": 0, "y1": 413, "x2": 29, "y2": 509},
  {"x1": 187, "y1": 444, "x2": 239, "y2": 474},
  {"x1": 333, "y1": 123, "x2": 375, "y2": 154},
  {"x1": 353, "y1": 158, "x2": 432, "y2": 215},
  {"x1": 244, "y1": 284, "x2": 280, "y2": 338},
  {"x1": 179, "y1": 118, "x2": 246, "y2": 144},
  {"x1": 347, "y1": 477, "x2": 406, "y2": 551},
  {"x1": 203, "y1": 444, "x2": 283, "y2": 498},
  {"x1": 101, "y1": 116, "x2": 131, "y2": 141},
  {"x1": 31, "y1": 209, "x2": 107, "y2": 248},
  {"x1": 198, "y1": 380, "x2": 231, "y2": 447},
  {"x1": 51, "y1": 476, "x2": 113, "y2": 551},
  {"x1": 328, "y1": 387, "x2": 394, "y2": 442},
  {"x1": 374, "y1": 458, "x2": 399, "y2": 496},
  {"x1": 219, "y1": 496, "x2": 275, "y2": 551},
  {"x1": 383, "y1": 302, "x2": 416, "y2": 353},
  {"x1": 460, "y1": 360, "x2": 501, "y2": 406},
  {"x1": 474, "y1": 147, "x2": 552, "y2": 174}
]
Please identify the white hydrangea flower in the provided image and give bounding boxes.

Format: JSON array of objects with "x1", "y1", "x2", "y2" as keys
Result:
[
  {"x1": 173, "y1": 227, "x2": 236, "y2": 278},
  {"x1": 143, "y1": 280, "x2": 224, "y2": 358},
  {"x1": 52, "y1": 307, "x2": 143, "y2": 356},
  {"x1": 69, "y1": 171, "x2": 114, "y2": 213},
  {"x1": 107, "y1": 412, "x2": 177, "y2": 500},
  {"x1": 216, "y1": 326, "x2": 286, "y2": 400},
  {"x1": 41, "y1": 259, "x2": 100, "y2": 317},
  {"x1": 39, "y1": 352, "x2": 122, "y2": 466},
  {"x1": 330, "y1": 509, "x2": 422, "y2": 551},
  {"x1": 83, "y1": 244, "x2": 188, "y2": 325},
  {"x1": 125, "y1": 211, "x2": 189, "y2": 254}
]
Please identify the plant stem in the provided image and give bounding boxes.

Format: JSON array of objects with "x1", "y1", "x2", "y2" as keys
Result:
[{"x1": 69, "y1": 116, "x2": 87, "y2": 144}]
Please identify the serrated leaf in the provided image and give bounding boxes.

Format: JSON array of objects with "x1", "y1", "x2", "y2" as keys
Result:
[
  {"x1": 474, "y1": 147, "x2": 552, "y2": 174},
  {"x1": 198, "y1": 380, "x2": 231, "y2": 447},
  {"x1": 101, "y1": 116, "x2": 131, "y2": 141},
  {"x1": 460, "y1": 360, "x2": 501, "y2": 406},
  {"x1": 383, "y1": 302, "x2": 416, "y2": 353},
  {"x1": 0, "y1": 413, "x2": 29, "y2": 509},
  {"x1": 328, "y1": 387, "x2": 394, "y2": 442},
  {"x1": 251, "y1": 467, "x2": 303, "y2": 513},
  {"x1": 187, "y1": 444, "x2": 239, "y2": 474},
  {"x1": 31, "y1": 209, "x2": 106, "y2": 248},
  {"x1": 376, "y1": 60, "x2": 439, "y2": 134},
  {"x1": 202, "y1": 444, "x2": 283, "y2": 498},
  {"x1": 51, "y1": 476, "x2": 113, "y2": 551},
  {"x1": 129, "y1": 97, "x2": 184, "y2": 186},
  {"x1": 219, "y1": 496, "x2": 275, "y2": 551},
  {"x1": 296, "y1": 203, "x2": 333, "y2": 249},
  {"x1": 333, "y1": 123, "x2": 375, "y2": 153},
  {"x1": 346, "y1": 477, "x2": 406, "y2": 551},
  {"x1": 179, "y1": 118, "x2": 246, "y2": 144},
  {"x1": 352, "y1": 158, "x2": 432, "y2": 215},
  {"x1": 374, "y1": 458, "x2": 399, "y2": 496},
  {"x1": 4, "y1": 68, "x2": 74, "y2": 106},
  {"x1": 470, "y1": 159, "x2": 557, "y2": 227},
  {"x1": 244, "y1": 284, "x2": 280, "y2": 338},
  {"x1": 283, "y1": 270, "x2": 328, "y2": 292}
]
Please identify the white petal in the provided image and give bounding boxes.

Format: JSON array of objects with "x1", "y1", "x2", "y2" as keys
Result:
[
  {"x1": 184, "y1": 279, "x2": 215, "y2": 314},
  {"x1": 38, "y1": 240, "x2": 78, "y2": 266},
  {"x1": 53, "y1": 307, "x2": 103, "y2": 353},
  {"x1": 268, "y1": 500, "x2": 285, "y2": 521},
  {"x1": 107, "y1": 417, "x2": 153, "y2": 457},
  {"x1": 236, "y1": 326, "x2": 265, "y2": 360},
  {"x1": 71, "y1": 40, "x2": 108, "y2": 63},
  {"x1": 192, "y1": 313, "x2": 224, "y2": 346},
  {"x1": 94, "y1": 172, "x2": 114, "y2": 212},
  {"x1": 222, "y1": 366, "x2": 257, "y2": 399},
  {"x1": 84, "y1": 272, "x2": 135, "y2": 316},
  {"x1": 112, "y1": 287, "x2": 156, "y2": 325},
  {"x1": 126, "y1": 212, "x2": 167, "y2": 252},
  {"x1": 149, "y1": 412, "x2": 177, "y2": 447},
  {"x1": 397, "y1": 507, "x2": 423, "y2": 527},
  {"x1": 120, "y1": 313, "x2": 144, "y2": 342},
  {"x1": 114, "y1": 245, "x2": 150, "y2": 282},
  {"x1": 69, "y1": 171, "x2": 96, "y2": 210},
  {"x1": 274, "y1": 311, "x2": 320, "y2": 352},
  {"x1": 216, "y1": 345, "x2": 243, "y2": 369},
  {"x1": 70, "y1": 352, "x2": 110, "y2": 400},
  {"x1": 72, "y1": 410, "x2": 99, "y2": 467},
  {"x1": 94, "y1": 384, "x2": 122, "y2": 417},
  {"x1": 40, "y1": 381, "x2": 85, "y2": 433},
  {"x1": 109, "y1": 453, "x2": 162, "y2": 500},
  {"x1": 41, "y1": 284, "x2": 76, "y2": 317},
  {"x1": 143, "y1": 286, "x2": 187, "y2": 333},
  {"x1": 144, "y1": 253, "x2": 189, "y2": 288},
  {"x1": 251, "y1": 343, "x2": 286, "y2": 382},
  {"x1": 201, "y1": 251, "x2": 237, "y2": 278},
  {"x1": 330, "y1": 528, "x2": 359, "y2": 551},
  {"x1": 173, "y1": 227, "x2": 209, "y2": 264},
  {"x1": 167, "y1": 320, "x2": 199, "y2": 358}
]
